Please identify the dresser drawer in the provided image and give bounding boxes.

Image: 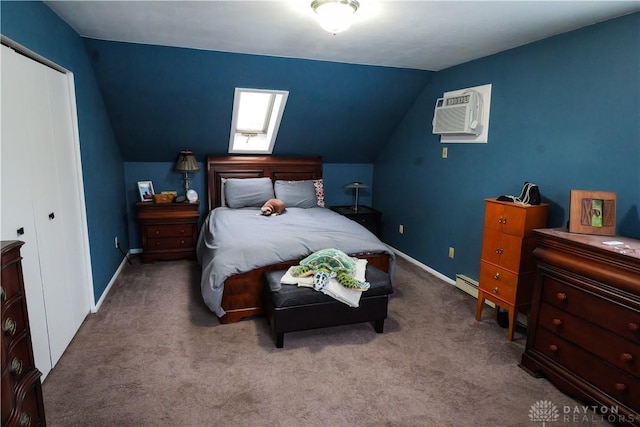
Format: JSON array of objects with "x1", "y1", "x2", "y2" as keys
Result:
[
  {"x1": 541, "y1": 277, "x2": 640, "y2": 345},
  {"x1": 147, "y1": 237, "x2": 194, "y2": 251},
  {"x1": 1, "y1": 258, "x2": 23, "y2": 303},
  {"x1": 539, "y1": 302, "x2": 640, "y2": 376},
  {"x1": 534, "y1": 327, "x2": 640, "y2": 410},
  {"x1": 145, "y1": 224, "x2": 194, "y2": 238},
  {"x1": 479, "y1": 262, "x2": 517, "y2": 303},
  {"x1": 6, "y1": 332, "x2": 35, "y2": 385},
  {"x1": 2, "y1": 297, "x2": 28, "y2": 349}
]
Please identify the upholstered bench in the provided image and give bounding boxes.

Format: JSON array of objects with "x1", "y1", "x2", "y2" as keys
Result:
[{"x1": 264, "y1": 265, "x2": 393, "y2": 348}]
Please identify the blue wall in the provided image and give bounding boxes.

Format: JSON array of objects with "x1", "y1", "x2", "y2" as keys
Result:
[
  {"x1": 123, "y1": 161, "x2": 373, "y2": 247},
  {"x1": 1, "y1": 2, "x2": 128, "y2": 303},
  {"x1": 83, "y1": 39, "x2": 432, "y2": 163},
  {"x1": 374, "y1": 13, "x2": 640, "y2": 282}
]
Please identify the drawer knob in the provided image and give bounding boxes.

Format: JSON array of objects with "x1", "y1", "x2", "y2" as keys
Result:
[
  {"x1": 614, "y1": 383, "x2": 627, "y2": 392},
  {"x1": 10, "y1": 357, "x2": 23, "y2": 375},
  {"x1": 495, "y1": 248, "x2": 503, "y2": 254},
  {"x1": 556, "y1": 293, "x2": 567, "y2": 302},
  {"x1": 3, "y1": 318, "x2": 17, "y2": 336},
  {"x1": 621, "y1": 353, "x2": 634, "y2": 363},
  {"x1": 498, "y1": 216, "x2": 505, "y2": 224},
  {"x1": 492, "y1": 287, "x2": 499, "y2": 294},
  {"x1": 19, "y1": 413, "x2": 31, "y2": 427},
  {"x1": 155, "y1": 230, "x2": 160, "y2": 235},
  {"x1": 180, "y1": 229, "x2": 185, "y2": 234},
  {"x1": 628, "y1": 322, "x2": 639, "y2": 332},
  {"x1": 155, "y1": 241, "x2": 161, "y2": 246},
  {"x1": 549, "y1": 344, "x2": 558, "y2": 352},
  {"x1": 552, "y1": 318, "x2": 563, "y2": 327},
  {"x1": 493, "y1": 273, "x2": 500, "y2": 280}
]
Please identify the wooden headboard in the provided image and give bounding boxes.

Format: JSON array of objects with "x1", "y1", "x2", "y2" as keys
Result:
[{"x1": 206, "y1": 156, "x2": 323, "y2": 211}]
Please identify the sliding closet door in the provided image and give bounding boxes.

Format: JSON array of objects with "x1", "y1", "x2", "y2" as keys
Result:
[
  {"x1": 0, "y1": 45, "x2": 53, "y2": 377},
  {"x1": 1, "y1": 44, "x2": 91, "y2": 378}
]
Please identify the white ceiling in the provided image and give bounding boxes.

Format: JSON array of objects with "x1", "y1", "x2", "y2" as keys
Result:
[{"x1": 45, "y1": 0, "x2": 640, "y2": 71}]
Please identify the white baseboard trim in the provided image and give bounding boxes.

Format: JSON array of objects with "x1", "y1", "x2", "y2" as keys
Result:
[
  {"x1": 130, "y1": 248, "x2": 142, "y2": 254},
  {"x1": 389, "y1": 246, "x2": 455, "y2": 286},
  {"x1": 91, "y1": 251, "x2": 132, "y2": 313}
]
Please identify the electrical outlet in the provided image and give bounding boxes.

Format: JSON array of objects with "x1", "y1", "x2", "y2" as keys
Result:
[
  {"x1": 442, "y1": 147, "x2": 448, "y2": 159},
  {"x1": 114, "y1": 236, "x2": 119, "y2": 248},
  {"x1": 448, "y1": 247, "x2": 455, "y2": 258},
  {"x1": 399, "y1": 224, "x2": 404, "y2": 234}
]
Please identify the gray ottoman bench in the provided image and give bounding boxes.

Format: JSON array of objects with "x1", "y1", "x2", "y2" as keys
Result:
[{"x1": 264, "y1": 265, "x2": 393, "y2": 348}]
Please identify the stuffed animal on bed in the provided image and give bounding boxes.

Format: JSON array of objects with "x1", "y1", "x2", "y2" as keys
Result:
[{"x1": 260, "y1": 198, "x2": 286, "y2": 216}]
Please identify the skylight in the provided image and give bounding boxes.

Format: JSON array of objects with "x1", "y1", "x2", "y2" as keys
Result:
[{"x1": 229, "y1": 88, "x2": 289, "y2": 154}]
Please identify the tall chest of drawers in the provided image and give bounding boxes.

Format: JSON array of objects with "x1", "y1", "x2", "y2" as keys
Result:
[
  {"x1": 1, "y1": 241, "x2": 46, "y2": 427},
  {"x1": 136, "y1": 202, "x2": 200, "y2": 263},
  {"x1": 520, "y1": 229, "x2": 640, "y2": 425},
  {"x1": 475, "y1": 198, "x2": 548, "y2": 340}
]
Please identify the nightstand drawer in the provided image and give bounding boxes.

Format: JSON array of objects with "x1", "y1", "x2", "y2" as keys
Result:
[
  {"x1": 145, "y1": 224, "x2": 193, "y2": 238},
  {"x1": 137, "y1": 201, "x2": 200, "y2": 262},
  {"x1": 147, "y1": 237, "x2": 194, "y2": 251}
]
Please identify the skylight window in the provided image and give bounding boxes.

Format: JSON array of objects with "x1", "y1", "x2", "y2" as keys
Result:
[{"x1": 229, "y1": 88, "x2": 289, "y2": 154}]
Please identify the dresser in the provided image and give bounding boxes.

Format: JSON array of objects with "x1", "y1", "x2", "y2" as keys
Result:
[
  {"x1": 520, "y1": 229, "x2": 640, "y2": 425},
  {"x1": 2, "y1": 241, "x2": 46, "y2": 427},
  {"x1": 330, "y1": 205, "x2": 382, "y2": 238},
  {"x1": 136, "y1": 202, "x2": 200, "y2": 263},
  {"x1": 475, "y1": 198, "x2": 548, "y2": 340}
]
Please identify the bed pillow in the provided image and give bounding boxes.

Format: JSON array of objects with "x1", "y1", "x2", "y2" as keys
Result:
[
  {"x1": 224, "y1": 177, "x2": 275, "y2": 208},
  {"x1": 313, "y1": 179, "x2": 325, "y2": 207},
  {"x1": 274, "y1": 180, "x2": 320, "y2": 208}
]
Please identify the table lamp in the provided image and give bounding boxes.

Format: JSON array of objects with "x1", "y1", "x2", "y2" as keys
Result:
[
  {"x1": 344, "y1": 182, "x2": 369, "y2": 212},
  {"x1": 174, "y1": 150, "x2": 199, "y2": 195}
]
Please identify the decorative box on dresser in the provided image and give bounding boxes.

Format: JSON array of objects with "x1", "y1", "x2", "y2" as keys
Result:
[
  {"x1": 136, "y1": 202, "x2": 199, "y2": 263},
  {"x1": 2, "y1": 241, "x2": 46, "y2": 427},
  {"x1": 520, "y1": 229, "x2": 640, "y2": 425},
  {"x1": 475, "y1": 198, "x2": 549, "y2": 341}
]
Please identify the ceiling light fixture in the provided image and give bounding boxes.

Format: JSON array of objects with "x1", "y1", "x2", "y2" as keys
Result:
[{"x1": 311, "y1": 0, "x2": 360, "y2": 34}]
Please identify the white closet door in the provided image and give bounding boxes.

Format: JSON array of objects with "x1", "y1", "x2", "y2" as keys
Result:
[
  {"x1": 1, "y1": 45, "x2": 53, "y2": 377},
  {"x1": 27, "y1": 58, "x2": 79, "y2": 368},
  {"x1": 1, "y1": 44, "x2": 91, "y2": 378},
  {"x1": 45, "y1": 67, "x2": 91, "y2": 340}
]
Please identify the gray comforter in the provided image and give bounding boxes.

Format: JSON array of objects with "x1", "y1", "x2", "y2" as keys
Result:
[{"x1": 196, "y1": 207, "x2": 395, "y2": 317}]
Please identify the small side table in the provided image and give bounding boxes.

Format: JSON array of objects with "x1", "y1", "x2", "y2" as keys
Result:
[
  {"x1": 136, "y1": 201, "x2": 200, "y2": 263},
  {"x1": 330, "y1": 205, "x2": 382, "y2": 238}
]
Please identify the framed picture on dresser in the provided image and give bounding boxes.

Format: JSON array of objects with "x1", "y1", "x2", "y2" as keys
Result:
[
  {"x1": 137, "y1": 181, "x2": 155, "y2": 202},
  {"x1": 569, "y1": 189, "x2": 616, "y2": 236}
]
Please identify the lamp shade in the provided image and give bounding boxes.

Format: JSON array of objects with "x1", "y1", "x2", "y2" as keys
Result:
[
  {"x1": 344, "y1": 182, "x2": 369, "y2": 190},
  {"x1": 174, "y1": 150, "x2": 199, "y2": 172}
]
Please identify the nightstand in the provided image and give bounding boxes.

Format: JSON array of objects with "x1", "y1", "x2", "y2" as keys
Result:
[
  {"x1": 330, "y1": 205, "x2": 382, "y2": 237},
  {"x1": 136, "y1": 202, "x2": 200, "y2": 263}
]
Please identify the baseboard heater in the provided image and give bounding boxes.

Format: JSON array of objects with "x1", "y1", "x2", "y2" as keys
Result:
[{"x1": 454, "y1": 274, "x2": 494, "y2": 308}]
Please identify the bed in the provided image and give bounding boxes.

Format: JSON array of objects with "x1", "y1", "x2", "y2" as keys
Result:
[{"x1": 196, "y1": 155, "x2": 394, "y2": 323}]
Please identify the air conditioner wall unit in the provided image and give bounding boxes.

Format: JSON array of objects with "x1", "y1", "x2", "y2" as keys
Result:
[{"x1": 432, "y1": 90, "x2": 482, "y2": 135}]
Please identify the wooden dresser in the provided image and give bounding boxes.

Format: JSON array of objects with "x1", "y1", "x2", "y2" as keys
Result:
[
  {"x1": 1, "y1": 241, "x2": 46, "y2": 427},
  {"x1": 520, "y1": 229, "x2": 640, "y2": 425},
  {"x1": 475, "y1": 198, "x2": 548, "y2": 340},
  {"x1": 136, "y1": 202, "x2": 199, "y2": 263}
]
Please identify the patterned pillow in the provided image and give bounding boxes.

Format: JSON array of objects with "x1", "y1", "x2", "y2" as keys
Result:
[{"x1": 313, "y1": 179, "x2": 325, "y2": 207}]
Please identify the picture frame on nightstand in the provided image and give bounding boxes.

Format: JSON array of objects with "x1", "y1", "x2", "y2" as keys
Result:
[{"x1": 138, "y1": 181, "x2": 155, "y2": 202}]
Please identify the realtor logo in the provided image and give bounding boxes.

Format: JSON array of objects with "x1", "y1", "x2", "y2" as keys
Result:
[{"x1": 529, "y1": 400, "x2": 559, "y2": 425}]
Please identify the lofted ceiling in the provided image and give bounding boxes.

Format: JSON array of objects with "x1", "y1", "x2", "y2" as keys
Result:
[
  {"x1": 40, "y1": 1, "x2": 640, "y2": 163},
  {"x1": 45, "y1": 1, "x2": 640, "y2": 71}
]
